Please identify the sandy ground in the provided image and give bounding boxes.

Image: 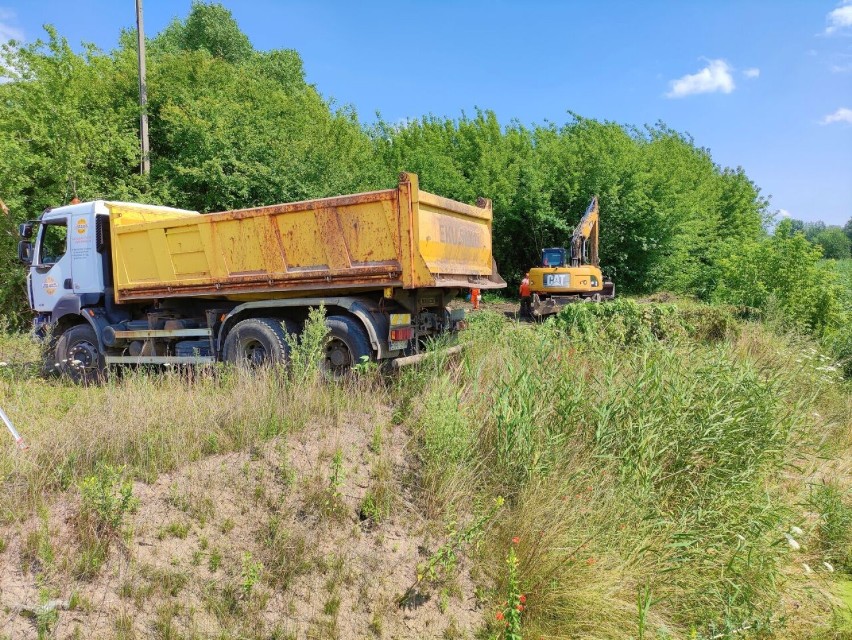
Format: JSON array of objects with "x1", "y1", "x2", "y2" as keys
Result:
[{"x1": 0, "y1": 408, "x2": 483, "y2": 639}]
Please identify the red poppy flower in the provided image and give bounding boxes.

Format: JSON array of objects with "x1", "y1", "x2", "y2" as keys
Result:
[
  {"x1": 512, "y1": 536, "x2": 520, "y2": 545},
  {"x1": 496, "y1": 611, "x2": 504, "y2": 621},
  {"x1": 516, "y1": 604, "x2": 524, "y2": 612},
  {"x1": 587, "y1": 557, "x2": 596, "y2": 565},
  {"x1": 519, "y1": 594, "x2": 526, "y2": 604}
]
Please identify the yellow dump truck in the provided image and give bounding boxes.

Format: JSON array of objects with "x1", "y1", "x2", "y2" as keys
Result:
[{"x1": 17, "y1": 173, "x2": 505, "y2": 379}]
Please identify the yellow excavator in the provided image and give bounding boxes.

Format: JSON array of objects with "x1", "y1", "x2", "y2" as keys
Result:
[{"x1": 526, "y1": 196, "x2": 615, "y2": 317}]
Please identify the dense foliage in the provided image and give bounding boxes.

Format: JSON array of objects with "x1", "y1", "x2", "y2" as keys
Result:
[{"x1": 0, "y1": 2, "x2": 849, "y2": 352}]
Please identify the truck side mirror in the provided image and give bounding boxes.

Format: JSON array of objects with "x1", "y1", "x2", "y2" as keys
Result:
[
  {"x1": 19, "y1": 222, "x2": 34, "y2": 238},
  {"x1": 17, "y1": 240, "x2": 33, "y2": 265}
]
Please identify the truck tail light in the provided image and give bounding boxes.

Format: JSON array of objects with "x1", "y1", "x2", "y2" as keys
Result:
[{"x1": 390, "y1": 327, "x2": 413, "y2": 342}]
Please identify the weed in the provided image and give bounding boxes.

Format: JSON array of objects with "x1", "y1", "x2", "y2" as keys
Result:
[
  {"x1": 241, "y1": 552, "x2": 263, "y2": 595},
  {"x1": 157, "y1": 521, "x2": 189, "y2": 540},
  {"x1": 21, "y1": 511, "x2": 53, "y2": 574},
  {"x1": 114, "y1": 612, "x2": 135, "y2": 640},
  {"x1": 370, "y1": 423, "x2": 383, "y2": 454},
  {"x1": 809, "y1": 482, "x2": 852, "y2": 572},
  {"x1": 209, "y1": 548, "x2": 223, "y2": 572},
  {"x1": 152, "y1": 602, "x2": 183, "y2": 640},
  {"x1": 324, "y1": 594, "x2": 341, "y2": 616},
  {"x1": 166, "y1": 485, "x2": 215, "y2": 525},
  {"x1": 400, "y1": 496, "x2": 504, "y2": 605},
  {"x1": 494, "y1": 538, "x2": 524, "y2": 640},
  {"x1": 34, "y1": 588, "x2": 59, "y2": 639},
  {"x1": 303, "y1": 449, "x2": 348, "y2": 522},
  {"x1": 257, "y1": 516, "x2": 312, "y2": 590},
  {"x1": 220, "y1": 517, "x2": 235, "y2": 534}
]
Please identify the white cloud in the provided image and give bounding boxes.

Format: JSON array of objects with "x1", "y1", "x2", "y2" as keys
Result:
[
  {"x1": 825, "y1": 1, "x2": 852, "y2": 34},
  {"x1": 0, "y1": 8, "x2": 23, "y2": 43},
  {"x1": 666, "y1": 59, "x2": 735, "y2": 98},
  {"x1": 779, "y1": 209, "x2": 792, "y2": 218},
  {"x1": 743, "y1": 67, "x2": 760, "y2": 79},
  {"x1": 821, "y1": 107, "x2": 852, "y2": 124}
]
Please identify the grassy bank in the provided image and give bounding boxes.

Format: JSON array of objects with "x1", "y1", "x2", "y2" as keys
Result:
[{"x1": 0, "y1": 305, "x2": 850, "y2": 639}]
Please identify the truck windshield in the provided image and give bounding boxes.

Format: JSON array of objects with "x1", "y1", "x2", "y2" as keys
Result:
[{"x1": 541, "y1": 249, "x2": 564, "y2": 267}]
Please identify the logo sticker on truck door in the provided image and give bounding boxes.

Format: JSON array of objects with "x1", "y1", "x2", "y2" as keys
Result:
[{"x1": 43, "y1": 276, "x2": 57, "y2": 295}]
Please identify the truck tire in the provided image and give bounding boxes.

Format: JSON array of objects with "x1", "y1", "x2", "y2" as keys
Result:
[
  {"x1": 55, "y1": 323, "x2": 105, "y2": 383},
  {"x1": 324, "y1": 315, "x2": 372, "y2": 378},
  {"x1": 222, "y1": 317, "x2": 296, "y2": 367}
]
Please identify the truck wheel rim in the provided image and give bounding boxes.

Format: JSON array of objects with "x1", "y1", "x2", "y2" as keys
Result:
[
  {"x1": 325, "y1": 339, "x2": 351, "y2": 372},
  {"x1": 240, "y1": 339, "x2": 267, "y2": 366},
  {"x1": 69, "y1": 340, "x2": 98, "y2": 373}
]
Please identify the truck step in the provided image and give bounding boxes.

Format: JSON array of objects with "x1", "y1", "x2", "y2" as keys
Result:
[
  {"x1": 104, "y1": 355, "x2": 215, "y2": 365},
  {"x1": 112, "y1": 328, "x2": 212, "y2": 339}
]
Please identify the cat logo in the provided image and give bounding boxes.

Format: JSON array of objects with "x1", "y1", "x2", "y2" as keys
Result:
[
  {"x1": 43, "y1": 277, "x2": 57, "y2": 295},
  {"x1": 76, "y1": 217, "x2": 88, "y2": 235}
]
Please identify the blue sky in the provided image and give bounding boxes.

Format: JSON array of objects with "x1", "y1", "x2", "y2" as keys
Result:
[{"x1": 1, "y1": 1, "x2": 850, "y2": 225}]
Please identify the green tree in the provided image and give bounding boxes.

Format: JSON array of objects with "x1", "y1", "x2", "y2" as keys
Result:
[
  {"x1": 814, "y1": 227, "x2": 852, "y2": 260},
  {"x1": 153, "y1": 1, "x2": 253, "y2": 63}
]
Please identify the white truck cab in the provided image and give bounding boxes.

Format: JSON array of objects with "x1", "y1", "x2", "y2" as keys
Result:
[{"x1": 22, "y1": 202, "x2": 108, "y2": 317}]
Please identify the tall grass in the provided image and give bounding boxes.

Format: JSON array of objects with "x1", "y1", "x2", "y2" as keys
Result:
[{"x1": 408, "y1": 310, "x2": 849, "y2": 638}]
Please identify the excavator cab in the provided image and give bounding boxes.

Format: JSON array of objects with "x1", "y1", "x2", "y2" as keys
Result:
[{"x1": 541, "y1": 248, "x2": 566, "y2": 268}]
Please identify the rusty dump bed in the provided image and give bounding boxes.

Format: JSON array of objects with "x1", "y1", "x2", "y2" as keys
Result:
[{"x1": 108, "y1": 173, "x2": 505, "y2": 302}]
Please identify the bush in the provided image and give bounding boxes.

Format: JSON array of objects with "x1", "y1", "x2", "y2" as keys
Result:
[
  {"x1": 711, "y1": 219, "x2": 844, "y2": 336},
  {"x1": 554, "y1": 299, "x2": 738, "y2": 346}
]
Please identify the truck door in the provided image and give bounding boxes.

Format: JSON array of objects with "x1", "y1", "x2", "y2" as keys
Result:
[
  {"x1": 69, "y1": 211, "x2": 103, "y2": 297},
  {"x1": 31, "y1": 216, "x2": 70, "y2": 314}
]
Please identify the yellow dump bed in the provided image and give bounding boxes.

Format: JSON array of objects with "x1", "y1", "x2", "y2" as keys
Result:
[{"x1": 108, "y1": 173, "x2": 504, "y2": 302}]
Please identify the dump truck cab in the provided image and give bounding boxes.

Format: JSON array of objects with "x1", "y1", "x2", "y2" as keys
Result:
[{"x1": 21, "y1": 202, "x2": 111, "y2": 321}]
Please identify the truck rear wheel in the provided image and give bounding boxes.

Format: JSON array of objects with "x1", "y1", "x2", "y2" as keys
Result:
[
  {"x1": 323, "y1": 315, "x2": 372, "y2": 378},
  {"x1": 55, "y1": 323, "x2": 105, "y2": 383},
  {"x1": 223, "y1": 317, "x2": 296, "y2": 367}
]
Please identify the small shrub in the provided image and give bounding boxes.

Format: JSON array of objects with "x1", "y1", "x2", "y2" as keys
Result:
[
  {"x1": 78, "y1": 465, "x2": 137, "y2": 534},
  {"x1": 285, "y1": 305, "x2": 328, "y2": 383}
]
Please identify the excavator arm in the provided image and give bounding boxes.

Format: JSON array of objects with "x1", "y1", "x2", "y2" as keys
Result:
[{"x1": 570, "y1": 197, "x2": 599, "y2": 268}]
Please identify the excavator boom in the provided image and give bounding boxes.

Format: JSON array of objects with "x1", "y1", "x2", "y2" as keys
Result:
[{"x1": 570, "y1": 196, "x2": 599, "y2": 267}]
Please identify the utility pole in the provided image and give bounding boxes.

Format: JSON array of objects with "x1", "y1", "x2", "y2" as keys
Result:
[{"x1": 136, "y1": 0, "x2": 150, "y2": 175}]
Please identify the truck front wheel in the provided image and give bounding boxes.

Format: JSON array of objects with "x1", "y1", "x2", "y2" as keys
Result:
[
  {"x1": 55, "y1": 323, "x2": 105, "y2": 383},
  {"x1": 223, "y1": 317, "x2": 297, "y2": 367},
  {"x1": 324, "y1": 316, "x2": 372, "y2": 378}
]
